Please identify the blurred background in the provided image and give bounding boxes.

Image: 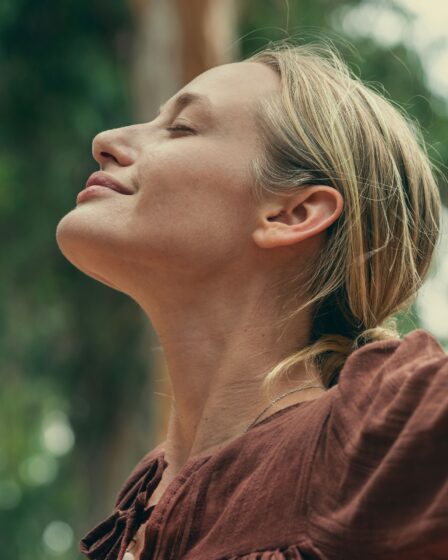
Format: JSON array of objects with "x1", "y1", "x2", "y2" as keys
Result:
[{"x1": 1, "y1": 0, "x2": 447, "y2": 558}]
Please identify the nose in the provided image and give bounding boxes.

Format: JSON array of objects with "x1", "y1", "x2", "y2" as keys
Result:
[{"x1": 92, "y1": 127, "x2": 137, "y2": 168}]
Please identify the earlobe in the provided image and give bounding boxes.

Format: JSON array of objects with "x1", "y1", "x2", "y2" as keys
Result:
[{"x1": 252, "y1": 185, "x2": 343, "y2": 250}]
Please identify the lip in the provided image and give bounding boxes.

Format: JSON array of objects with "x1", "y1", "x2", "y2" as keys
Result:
[
  {"x1": 81, "y1": 171, "x2": 134, "y2": 196},
  {"x1": 76, "y1": 172, "x2": 134, "y2": 204}
]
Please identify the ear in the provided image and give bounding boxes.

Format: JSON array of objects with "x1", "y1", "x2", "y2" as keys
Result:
[{"x1": 252, "y1": 185, "x2": 343, "y2": 249}]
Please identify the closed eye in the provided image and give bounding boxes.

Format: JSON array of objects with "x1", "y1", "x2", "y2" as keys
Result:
[{"x1": 166, "y1": 124, "x2": 195, "y2": 135}]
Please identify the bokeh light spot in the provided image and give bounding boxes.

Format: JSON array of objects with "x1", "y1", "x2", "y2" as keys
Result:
[
  {"x1": 41, "y1": 410, "x2": 75, "y2": 456},
  {"x1": 42, "y1": 520, "x2": 74, "y2": 554}
]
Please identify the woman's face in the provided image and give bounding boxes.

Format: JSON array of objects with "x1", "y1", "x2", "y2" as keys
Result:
[{"x1": 56, "y1": 61, "x2": 280, "y2": 295}]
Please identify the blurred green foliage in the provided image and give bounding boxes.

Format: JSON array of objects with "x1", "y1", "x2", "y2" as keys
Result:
[
  {"x1": 1, "y1": 0, "x2": 446, "y2": 558},
  {"x1": 0, "y1": 1, "x2": 152, "y2": 558}
]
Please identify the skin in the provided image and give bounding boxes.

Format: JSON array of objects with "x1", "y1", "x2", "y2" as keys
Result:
[{"x1": 56, "y1": 61, "x2": 343, "y2": 501}]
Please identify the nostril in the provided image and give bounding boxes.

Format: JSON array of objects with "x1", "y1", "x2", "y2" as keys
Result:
[{"x1": 100, "y1": 151, "x2": 119, "y2": 164}]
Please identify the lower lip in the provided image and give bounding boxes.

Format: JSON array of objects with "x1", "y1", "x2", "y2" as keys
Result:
[{"x1": 76, "y1": 185, "x2": 124, "y2": 204}]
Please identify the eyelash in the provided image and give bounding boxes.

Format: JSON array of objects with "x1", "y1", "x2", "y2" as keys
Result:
[{"x1": 166, "y1": 123, "x2": 195, "y2": 134}]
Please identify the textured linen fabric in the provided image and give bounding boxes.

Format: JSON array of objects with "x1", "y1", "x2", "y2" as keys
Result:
[{"x1": 79, "y1": 328, "x2": 448, "y2": 559}]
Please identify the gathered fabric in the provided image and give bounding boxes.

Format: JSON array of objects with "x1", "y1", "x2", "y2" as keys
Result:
[{"x1": 80, "y1": 452, "x2": 166, "y2": 559}]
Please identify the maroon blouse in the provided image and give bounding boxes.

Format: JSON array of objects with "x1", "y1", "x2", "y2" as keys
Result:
[{"x1": 80, "y1": 328, "x2": 448, "y2": 559}]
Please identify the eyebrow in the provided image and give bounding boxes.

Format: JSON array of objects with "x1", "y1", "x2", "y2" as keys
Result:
[{"x1": 158, "y1": 92, "x2": 213, "y2": 117}]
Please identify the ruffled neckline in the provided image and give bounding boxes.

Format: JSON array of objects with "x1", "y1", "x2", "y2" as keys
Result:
[
  {"x1": 79, "y1": 396, "x2": 331, "y2": 560},
  {"x1": 80, "y1": 450, "x2": 167, "y2": 560}
]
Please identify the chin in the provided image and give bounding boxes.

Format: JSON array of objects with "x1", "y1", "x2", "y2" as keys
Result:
[{"x1": 55, "y1": 211, "x2": 124, "y2": 293}]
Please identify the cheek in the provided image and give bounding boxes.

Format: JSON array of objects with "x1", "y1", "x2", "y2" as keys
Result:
[{"x1": 129, "y1": 145, "x2": 255, "y2": 268}]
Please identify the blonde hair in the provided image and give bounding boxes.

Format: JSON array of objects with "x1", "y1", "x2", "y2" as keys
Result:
[{"x1": 246, "y1": 40, "x2": 442, "y2": 398}]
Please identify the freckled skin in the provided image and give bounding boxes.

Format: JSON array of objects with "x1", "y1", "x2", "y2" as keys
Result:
[{"x1": 56, "y1": 62, "x2": 281, "y2": 296}]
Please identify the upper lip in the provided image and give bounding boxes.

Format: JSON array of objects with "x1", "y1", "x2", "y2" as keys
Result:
[{"x1": 84, "y1": 171, "x2": 134, "y2": 195}]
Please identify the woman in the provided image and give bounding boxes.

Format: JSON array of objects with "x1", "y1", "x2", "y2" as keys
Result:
[{"x1": 56, "y1": 40, "x2": 447, "y2": 559}]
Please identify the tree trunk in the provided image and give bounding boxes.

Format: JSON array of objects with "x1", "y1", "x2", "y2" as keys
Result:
[{"x1": 128, "y1": 0, "x2": 240, "y2": 448}]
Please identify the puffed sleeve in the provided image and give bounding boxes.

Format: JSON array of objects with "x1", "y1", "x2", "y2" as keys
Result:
[{"x1": 307, "y1": 328, "x2": 448, "y2": 560}]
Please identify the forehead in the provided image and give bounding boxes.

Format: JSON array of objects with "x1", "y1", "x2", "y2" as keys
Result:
[{"x1": 174, "y1": 62, "x2": 280, "y2": 123}]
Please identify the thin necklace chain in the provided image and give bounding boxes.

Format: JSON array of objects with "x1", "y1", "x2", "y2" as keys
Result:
[
  {"x1": 124, "y1": 383, "x2": 325, "y2": 558},
  {"x1": 244, "y1": 383, "x2": 324, "y2": 433}
]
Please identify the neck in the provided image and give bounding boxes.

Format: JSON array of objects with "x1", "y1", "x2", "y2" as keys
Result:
[{"x1": 131, "y1": 264, "x2": 320, "y2": 474}]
